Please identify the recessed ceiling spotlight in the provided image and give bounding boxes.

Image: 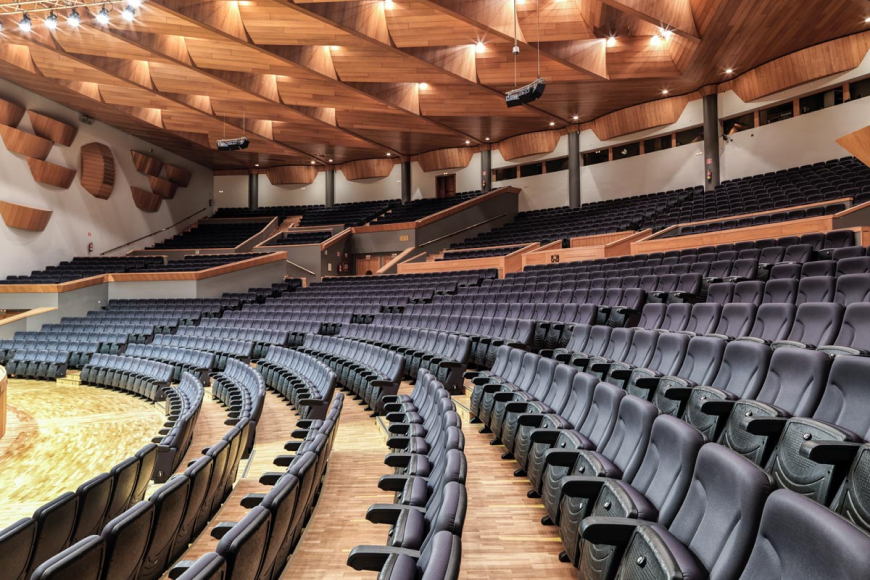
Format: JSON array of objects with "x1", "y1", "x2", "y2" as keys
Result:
[
  {"x1": 45, "y1": 12, "x2": 58, "y2": 29},
  {"x1": 485, "y1": 137, "x2": 490, "y2": 141},
  {"x1": 476, "y1": 41, "x2": 485, "y2": 53},
  {"x1": 606, "y1": 36, "x2": 616, "y2": 47},
  {"x1": 328, "y1": 159, "x2": 333, "y2": 163},
  {"x1": 725, "y1": 68, "x2": 733, "y2": 74},
  {"x1": 660, "y1": 28, "x2": 673, "y2": 39},
  {"x1": 122, "y1": 6, "x2": 135, "y2": 21},
  {"x1": 865, "y1": 16, "x2": 870, "y2": 23},
  {"x1": 386, "y1": 152, "x2": 391, "y2": 156},
  {"x1": 310, "y1": 160, "x2": 316, "y2": 164},
  {"x1": 128, "y1": 0, "x2": 141, "y2": 7},
  {"x1": 650, "y1": 34, "x2": 661, "y2": 46},
  {"x1": 662, "y1": 89, "x2": 669, "y2": 95},
  {"x1": 465, "y1": 140, "x2": 470, "y2": 144},
  {"x1": 384, "y1": 0, "x2": 394, "y2": 9},
  {"x1": 96, "y1": 5, "x2": 110, "y2": 25},
  {"x1": 418, "y1": 82, "x2": 428, "y2": 90},
  {"x1": 18, "y1": 13, "x2": 32, "y2": 32},
  {"x1": 549, "y1": 121, "x2": 556, "y2": 126},
  {"x1": 572, "y1": 115, "x2": 579, "y2": 121},
  {"x1": 254, "y1": 163, "x2": 259, "y2": 167},
  {"x1": 68, "y1": 8, "x2": 81, "y2": 27}
]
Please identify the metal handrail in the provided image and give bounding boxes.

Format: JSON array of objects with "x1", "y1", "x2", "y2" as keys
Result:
[
  {"x1": 416, "y1": 213, "x2": 510, "y2": 249},
  {"x1": 100, "y1": 207, "x2": 210, "y2": 256}
]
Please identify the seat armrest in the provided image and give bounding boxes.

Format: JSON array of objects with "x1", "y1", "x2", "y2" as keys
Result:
[
  {"x1": 539, "y1": 349, "x2": 555, "y2": 359},
  {"x1": 210, "y1": 522, "x2": 237, "y2": 540},
  {"x1": 580, "y1": 517, "x2": 642, "y2": 547},
  {"x1": 384, "y1": 452, "x2": 414, "y2": 468},
  {"x1": 168, "y1": 560, "x2": 199, "y2": 580},
  {"x1": 799, "y1": 440, "x2": 863, "y2": 465},
  {"x1": 633, "y1": 376, "x2": 662, "y2": 389},
  {"x1": 377, "y1": 474, "x2": 414, "y2": 492},
  {"x1": 388, "y1": 423, "x2": 410, "y2": 435},
  {"x1": 529, "y1": 428, "x2": 562, "y2": 445},
  {"x1": 590, "y1": 363, "x2": 614, "y2": 375},
  {"x1": 560, "y1": 476, "x2": 607, "y2": 498},
  {"x1": 259, "y1": 472, "x2": 283, "y2": 486},
  {"x1": 386, "y1": 412, "x2": 410, "y2": 423},
  {"x1": 517, "y1": 414, "x2": 546, "y2": 428},
  {"x1": 662, "y1": 386, "x2": 694, "y2": 401},
  {"x1": 492, "y1": 392, "x2": 517, "y2": 402},
  {"x1": 365, "y1": 503, "x2": 426, "y2": 525},
  {"x1": 504, "y1": 401, "x2": 531, "y2": 413},
  {"x1": 284, "y1": 441, "x2": 302, "y2": 452},
  {"x1": 742, "y1": 415, "x2": 788, "y2": 436},
  {"x1": 543, "y1": 449, "x2": 581, "y2": 468},
  {"x1": 700, "y1": 399, "x2": 736, "y2": 416},
  {"x1": 240, "y1": 493, "x2": 266, "y2": 509},
  {"x1": 386, "y1": 436, "x2": 411, "y2": 449},
  {"x1": 438, "y1": 361, "x2": 463, "y2": 369},
  {"x1": 347, "y1": 546, "x2": 421, "y2": 571},
  {"x1": 472, "y1": 376, "x2": 494, "y2": 386}
]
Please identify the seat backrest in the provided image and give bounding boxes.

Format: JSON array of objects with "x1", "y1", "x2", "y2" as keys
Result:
[
  {"x1": 625, "y1": 416, "x2": 705, "y2": 526},
  {"x1": 834, "y1": 274, "x2": 870, "y2": 306},
  {"x1": 754, "y1": 348, "x2": 830, "y2": 416},
  {"x1": 738, "y1": 489, "x2": 870, "y2": 580},
  {"x1": 810, "y1": 356, "x2": 870, "y2": 440},
  {"x1": 748, "y1": 303, "x2": 796, "y2": 342},
  {"x1": 684, "y1": 303, "x2": 721, "y2": 335},
  {"x1": 72, "y1": 473, "x2": 114, "y2": 543},
  {"x1": 733, "y1": 281, "x2": 764, "y2": 305},
  {"x1": 0, "y1": 518, "x2": 37, "y2": 580},
  {"x1": 561, "y1": 372, "x2": 598, "y2": 428},
  {"x1": 710, "y1": 340, "x2": 772, "y2": 398},
  {"x1": 836, "y1": 256, "x2": 870, "y2": 277},
  {"x1": 28, "y1": 493, "x2": 80, "y2": 578},
  {"x1": 621, "y1": 330, "x2": 657, "y2": 368},
  {"x1": 675, "y1": 336, "x2": 726, "y2": 385},
  {"x1": 707, "y1": 283, "x2": 734, "y2": 305},
  {"x1": 660, "y1": 303, "x2": 691, "y2": 332},
  {"x1": 100, "y1": 500, "x2": 155, "y2": 580},
  {"x1": 215, "y1": 506, "x2": 271, "y2": 580},
  {"x1": 785, "y1": 302, "x2": 844, "y2": 347},
  {"x1": 141, "y1": 475, "x2": 190, "y2": 580},
  {"x1": 600, "y1": 328, "x2": 632, "y2": 361},
  {"x1": 29, "y1": 535, "x2": 105, "y2": 580},
  {"x1": 712, "y1": 303, "x2": 756, "y2": 338},
  {"x1": 802, "y1": 260, "x2": 836, "y2": 278},
  {"x1": 762, "y1": 279, "x2": 798, "y2": 304},
  {"x1": 174, "y1": 553, "x2": 227, "y2": 580},
  {"x1": 596, "y1": 396, "x2": 658, "y2": 481},
  {"x1": 666, "y1": 444, "x2": 771, "y2": 580},
  {"x1": 829, "y1": 302, "x2": 870, "y2": 351},
  {"x1": 636, "y1": 303, "x2": 666, "y2": 330}
]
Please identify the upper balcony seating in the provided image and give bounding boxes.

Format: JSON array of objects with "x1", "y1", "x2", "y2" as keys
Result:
[
  {"x1": 370, "y1": 191, "x2": 482, "y2": 225},
  {"x1": 150, "y1": 222, "x2": 267, "y2": 250},
  {"x1": 264, "y1": 231, "x2": 332, "y2": 246}
]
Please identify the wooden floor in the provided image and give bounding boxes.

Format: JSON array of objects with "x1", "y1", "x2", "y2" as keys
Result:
[{"x1": 0, "y1": 377, "x2": 166, "y2": 528}]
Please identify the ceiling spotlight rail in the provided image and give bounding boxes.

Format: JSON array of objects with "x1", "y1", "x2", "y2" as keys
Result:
[{"x1": 0, "y1": 0, "x2": 142, "y2": 17}]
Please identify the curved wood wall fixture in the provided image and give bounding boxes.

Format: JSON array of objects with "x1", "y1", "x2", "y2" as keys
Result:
[
  {"x1": 0, "y1": 125, "x2": 53, "y2": 160},
  {"x1": 27, "y1": 157, "x2": 77, "y2": 189},
  {"x1": 163, "y1": 163, "x2": 192, "y2": 187},
  {"x1": 0, "y1": 200, "x2": 52, "y2": 231},
  {"x1": 339, "y1": 158, "x2": 397, "y2": 181},
  {"x1": 416, "y1": 147, "x2": 475, "y2": 172},
  {"x1": 498, "y1": 130, "x2": 563, "y2": 161},
  {"x1": 80, "y1": 142, "x2": 115, "y2": 199},
  {"x1": 0, "y1": 98, "x2": 25, "y2": 128},
  {"x1": 148, "y1": 175, "x2": 178, "y2": 199},
  {"x1": 583, "y1": 92, "x2": 697, "y2": 142},
  {"x1": 266, "y1": 165, "x2": 318, "y2": 185},
  {"x1": 26, "y1": 111, "x2": 77, "y2": 146},
  {"x1": 836, "y1": 125, "x2": 870, "y2": 169},
  {"x1": 131, "y1": 186, "x2": 162, "y2": 213},
  {"x1": 131, "y1": 150, "x2": 164, "y2": 176},
  {"x1": 719, "y1": 31, "x2": 870, "y2": 102}
]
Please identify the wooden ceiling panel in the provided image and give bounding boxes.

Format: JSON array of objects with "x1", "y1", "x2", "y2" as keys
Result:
[{"x1": 0, "y1": 0, "x2": 863, "y2": 169}]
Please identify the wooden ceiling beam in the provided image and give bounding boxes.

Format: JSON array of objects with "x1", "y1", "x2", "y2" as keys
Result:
[
  {"x1": 90, "y1": 25, "x2": 395, "y2": 161},
  {"x1": 146, "y1": 0, "x2": 482, "y2": 149},
  {"x1": 597, "y1": 0, "x2": 700, "y2": 42}
]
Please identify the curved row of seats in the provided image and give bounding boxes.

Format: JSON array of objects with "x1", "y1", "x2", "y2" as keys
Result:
[
  {"x1": 1, "y1": 332, "x2": 129, "y2": 366},
  {"x1": 152, "y1": 335, "x2": 253, "y2": 371},
  {"x1": 4, "y1": 350, "x2": 71, "y2": 380},
  {"x1": 211, "y1": 359, "x2": 266, "y2": 458},
  {"x1": 167, "y1": 394, "x2": 345, "y2": 580},
  {"x1": 199, "y1": 318, "x2": 319, "y2": 347},
  {"x1": 338, "y1": 325, "x2": 471, "y2": 395},
  {"x1": 124, "y1": 344, "x2": 215, "y2": 384},
  {"x1": 175, "y1": 326, "x2": 288, "y2": 359},
  {"x1": 299, "y1": 335, "x2": 404, "y2": 414},
  {"x1": 347, "y1": 370, "x2": 465, "y2": 580},
  {"x1": 153, "y1": 373, "x2": 204, "y2": 482},
  {"x1": 466, "y1": 342, "x2": 870, "y2": 579},
  {"x1": 258, "y1": 346, "x2": 337, "y2": 421},
  {"x1": 80, "y1": 354, "x2": 174, "y2": 401},
  {"x1": 3, "y1": 367, "x2": 263, "y2": 580}
]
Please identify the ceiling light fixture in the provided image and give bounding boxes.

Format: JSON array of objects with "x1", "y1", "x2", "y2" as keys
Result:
[
  {"x1": 328, "y1": 159, "x2": 333, "y2": 163},
  {"x1": 254, "y1": 163, "x2": 259, "y2": 167},
  {"x1": 660, "y1": 28, "x2": 673, "y2": 39},
  {"x1": 725, "y1": 68, "x2": 733, "y2": 74},
  {"x1": 662, "y1": 89, "x2": 669, "y2": 95},
  {"x1": 128, "y1": 0, "x2": 142, "y2": 7},
  {"x1": 68, "y1": 9, "x2": 80, "y2": 27},
  {"x1": 485, "y1": 137, "x2": 490, "y2": 141},
  {"x1": 549, "y1": 121, "x2": 555, "y2": 126},
  {"x1": 476, "y1": 41, "x2": 485, "y2": 53},
  {"x1": 310, "y1": 160, "x2": 316, "y2": 164},
  {"x1": 865, "y1": 17, "x2": 870, "y2": 23},
  {"x1": 465, "y1": 140, "x2": 470, "y2": 144},
  {"x1": 96, "y1": 5, "x2": 110, "y2": 24},
  {"x1": 384, "y1": 0, "x2": 394, "y2": 9},
  {"x1": 386, "y1": 152, "x2": 391, "y2": 156},
  {"x1": 18, "y1": 13, "x2": 32, "y2": 32},
  {"x1": 418, "y1": 82, "x2": 428, "y2": 89},
  {"x1": 572, "y1": 115, "x2": 579, "y2": 121},
  {"x1": 45, "y1": 12, "x2": 58, "y2": 29},
  {"x1": 606, "y1": 36, "x2": 616, "y2": 47},
  {"x1": 650, "y1": 34, "x2": 661, "y2": 46},
  {"x1": 122, "y1": 6, "x2": 135, "y2": 21}
]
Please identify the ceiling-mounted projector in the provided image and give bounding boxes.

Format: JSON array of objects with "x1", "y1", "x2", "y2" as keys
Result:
[
  {"x1": 506, "y1": 78, "x2": 546, "y2": 108},
  {"x1": 216, "y1": 137, "x2": 250, "y2": 151}
]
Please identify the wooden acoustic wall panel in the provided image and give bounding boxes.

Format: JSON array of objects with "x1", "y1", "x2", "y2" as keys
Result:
[
  {"x1": 26, "y1": 157, "x2": 77, "y2": 189},
  {"x1": 131, "y1": 186, "x2": 162, "y2": 213},
  {"x1": 80, "y1": 142, "x2": 115, "y2": 199},
  {"x1": 0, "y1": 125, "x2": 53, "y2": 160},
  {"x1": 163, "y1": 163, "x2": 192, "y2": 187},
  {"x1": 837, "y1": 126, "x2": 870, "y2": 169},
  {"x1": 722, "y1": 32, "x2": 870, "y2": 102},
  {"x1": 416, "y1": 147, "x2": 475, "y2": 172},
  {"x1": 266, "y1": 165, "x2": 318, "y2": 185},
  {"x1": 339, "y1": 158, "x2": 397, "y2": 181},
  {"x1": 498, "y1": 130, "x2": 562, "y2": 161},
  {"x1": 131, "y1": 151, "x2": 164, "y2": 177},
  {"x1": 0, "y1": 200, "x2": 52, "y2": 231},
  {"x1": 26, "y1": 111, "x2": 77, "y2": 146},
  {"x1": 148, "y1": 175, "x2": 178, "y2": 199},
  {"x1": 585, "y1": 93, "x2": 694, "y2": 141},
  {"x1": 0, "y1": 98, "x2": 25, "y2": 128}
]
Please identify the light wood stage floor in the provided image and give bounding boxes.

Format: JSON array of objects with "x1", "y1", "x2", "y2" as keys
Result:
[{"x1": 0, "y1": 377, "x2": 166, "y2": 528}]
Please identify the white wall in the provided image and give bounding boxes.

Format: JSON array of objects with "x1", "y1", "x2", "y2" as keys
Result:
[
  {"x1": 214, "y1": 175, "x2": 247, "y2": 208},
  {"x1": 0, "y1": 78, "x2": 212, "y2": 279},
  {"x1": 492, "y1": 135, "x2": 570, "y2": 211}
]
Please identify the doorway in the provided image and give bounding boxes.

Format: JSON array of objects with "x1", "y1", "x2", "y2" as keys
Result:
[{"x1": 436, "y1": 174, "x2": 456, "y2": 199}]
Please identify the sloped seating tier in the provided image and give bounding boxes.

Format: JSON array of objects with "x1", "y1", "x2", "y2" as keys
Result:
[
  {"x1": 124, "y1": 344, "x2": 216, "y2": 383},
  {"x1": 212, "y1": 199, "x2": 399, "y2": 227},
  {"x1": 4, "y1": 349, "x2": 71, "y2": 380},
  {"x1": 299, "y1": 335, "x2": 404, "y2": 413},
  {"x1": 80, "y1": 354, "x2": 174, "y2": 401},
  {"x1": 152, "y1": 334, "x2": 254, "y2": 371},
  {"x1": 175, "y1": 326, "x2": 289, "y2": 359},
  {"x1": 0, "y1": 257, "x2": 164, "y2": 284},
  {"x1": 258, "y1": 346, "x2": 337, "y2": 421},
  {"x1": 211, "y1": 359, "x2": 266, "y2": 456},
  {"x1": 437, "y1": 245, "x2": 523, "y2": 261},
  {"x1": 264, "y1": 230, "x2": 333, "y2": 246},
  {"x1": 149, "y1": 222, "x2": 268, "y2": 250},
  {"x1": 370, "y1": 190, "x2": 483, "y2": 225}
]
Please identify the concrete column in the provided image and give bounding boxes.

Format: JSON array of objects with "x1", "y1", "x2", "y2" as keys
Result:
[
  {"x1": 481, "y1": 148, "x2": 492, "y2": 192},
  {"x1": 703, "y1": 93, "x2": 721, "y2": 191},
  {"x1": 325, "y1": 168, "x2": 335, "y2": 207},
  {"x1": 401, "y1": 160, "x2": 411, "y2": 204},
  {"x1": 568, "y1": 131, "x2": 581, "y2": 208},
  {"x1": 247, "y1": 172, "x2": 258, "y2": 209}
]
